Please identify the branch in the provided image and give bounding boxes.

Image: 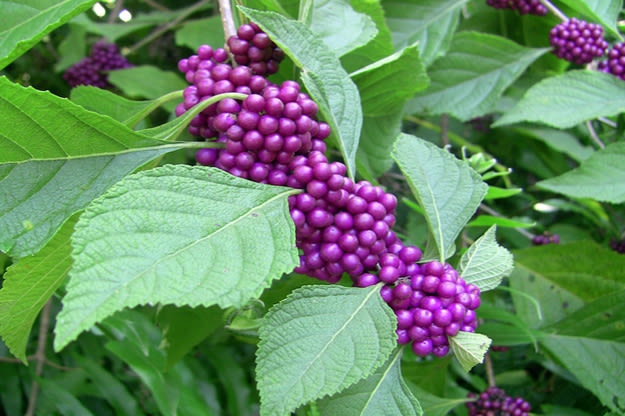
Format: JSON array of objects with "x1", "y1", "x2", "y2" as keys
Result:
[
  {"x1": 219, "y1": 0, "x2": 237, "y2": 41},
  {"x1": 141, "y1": 0, "x2": 170, "y2": 11},
  {"x1": 25, "y1": 299, "x2": 53, "y2": 416}
]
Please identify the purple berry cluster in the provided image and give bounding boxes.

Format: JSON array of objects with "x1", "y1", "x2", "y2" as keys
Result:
[
  {"x1": 485, "y1": 0, "x2": 547, "y2": 16},
  {"x1": 549, "y1": 18, "x2": 608, "y2": 65},
  {"x1": 466, "y1": 386, "x2": 531, "y2": 416},
  {"x1": 609, "y1": 238, "x2": 625, "y2": 254},
  {"x1": 227, "y1": 22, "x2": 285, "y2": 75},
  {"x1": 63, "y1": 41, "x2": 132, "y2": 88},
  {"x1": 531, "y1": 233, "x2": 559, "y2": 245},
  {"x1": 598, "y1": 43, "x2": 625, "y2": 80},
  {"x1": 176, "y1": 24, "x2": 482, "y2": 357}
]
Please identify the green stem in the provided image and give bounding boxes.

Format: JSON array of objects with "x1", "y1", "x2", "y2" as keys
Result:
[
  {"x1": 126, "y1": 89, "x2": 184, "y2": 128},
  {"x1": 538, "y1": 0, "x2": 568, "y2": 22}
]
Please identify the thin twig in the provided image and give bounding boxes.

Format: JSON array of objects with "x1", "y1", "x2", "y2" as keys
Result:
[
  {"x1": 479, "y1": 203, "x2": 535, "y2": 239},
  {"x1": 126, "y1": 0, "x2": 210, "y2": 55},
  {"x1": 141, "y1": 0, "x2": 170, "y2": 11},
  {"x1": 0, "y1": 356, "x2": 75, "y2": 371},
  {"x1": 25, "y1": 299, "x2": 53, "y2": 416},
  {"x1": 484, "y1": 352, "x2": 496, "y2": 387},
  {"x1": 538, "y1": 0, "x2": 568, "y2": 22},
  {"x1": 586, "y1": 120, "x2": 606, "y2": 149},
  {"x1": 219, "y1": 0, "x2": 237, "y2": 48},
  {"x1": 440, "y1": 114, "x2": 449, "y2": 147},
  {"x1": 108, "y1": 0, "x2": 125, "y2": 24},
  {"x1": 598, "y1": 117, "x2": 617, "y2": 128}
]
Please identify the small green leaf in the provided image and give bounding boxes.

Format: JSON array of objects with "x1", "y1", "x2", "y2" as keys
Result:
[
  {"x1": 54, "y1": 165, "x2": 299, "y2": 351},
  {"x1": 514, "y1": 126, "x2": 594, "y2": 163},
  {"x1": 449, "y1": 331, "x2": 492, "y2": 372},
  {"x1": 539, "y1": 334, "x2": 625, "y2": 413},
  {"x1": 384, "y1": 0, "x2": 469, "y2": 66},
  {"x1": 494, "y1": 71, "x2": 625, "y2": 129},
  {"x1": 391, "y1": 133, "x2": 487, "y2": 261},
  {"x1": 484, "y1": 186, "x2": 522, "y2": 200},
  {"x1": 459, "y1": 226, "x2": 512, "y2": 292},
  {"x1": 401, "y1": 355, "x2": 451, "y2": 396},
  {"x1": 0, "y1": 0, "x2": 96, "y2": 70},
  {"x1": 36, "y1": 377, "x2": 95, "y2": 416},
  {"x1": 54, "y1": 23, "x2": 86, "y2": 72},
  {"x1": 536, "y1": 142, "x2": 625, "y2": 204},
  {"x1": 239, "y1": 6, "x2": 362, "y2": 179},
  {"x1": 174, "y1": 17, "x2": 225, "y2": 52},
  {"x1": 256, "y1": 284, "x2": 397, "y2": 416},
  {"x1": 357, "y1": 108, "x2": 403, "y2": 177},
  {"x1": 0, "y1": 215, "x2": 77, "y2": 362},
  {"x1": 467, "y1": 215, "x2": 535, "y2": 228},
  {"x1": 351, "y1": 43, "x2": 429, "y2": 117},
  {"x1": 311, "y1": 0, "x2": 378, "y2": 57},
  {"x1": 407, "y1": 384, "x2": 471, "y2": 416},
  {"x1": 405, "y1": 32, "x2": 547, "y2": 121},
  {"x1": 316, "y1": 347, "x2": 422, "y2": 416}
]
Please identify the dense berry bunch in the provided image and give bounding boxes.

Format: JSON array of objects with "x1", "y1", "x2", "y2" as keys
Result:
[
  {"x1": 549, "y1": 18, "x2": 608, "y2": 65},
  {"x1": 466, "y1": 386, "x2": 531, "y2": 416},
  {"x1": 598, "y1": 43, "x2": 625, "y2": 80},
  {"x1": 609, "y1": 238, "x2": 625, "y2": 254},
  {"x1": 531, "y1": 232, "x2": 559, "y2": 245},
  {"x1": 63, "y1": 41, "x2": 132, "y2": 88},
  {"x1": 485, "y1": 0, "x2": 547, "y2": 16},
  {"x1": 177, "y1": 25, "x2": 482, "y2": 357},
  {"x1": 491, "y1": 345, "x2": 510, "y2": 352},
  {"x1": 227, "y1": 23, "x2": 285, "y2": 75}
]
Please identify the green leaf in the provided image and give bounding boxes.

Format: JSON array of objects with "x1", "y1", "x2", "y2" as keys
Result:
[
  {"x1": 239, "y1": 7, "x2": 362, "y2": 180},
  {"x1": 351, "y1": 43, "x2": 429, "y2": 117},
  {"x1": 467, "y1": 215, "x2": 535, "y2": 228},
  {"x1": 557, "y1": 0, "x2": 621, "y2": 38},
  {"x1": 54, "y1": 23, "x2": 86, "y2": 72},
  {"x1": 391, "y1": 133, "x2": 488, "y2": 261},
  {"x1": 71, "y1": 86, "x2": 182, "y2": 127},
  {"x1": 316, "y1": 347, "x2": 422, "y2": 416},
  {"x1": 0, "y1": 0, "x2": 96, "y2": 70},
  {"x1": 157, "y1": 305, "x2": 225, "y2": 369},
  {"x1": 494, "y1": 71, "x2": 625, "y2": 129},
  {"x1": 0, "y1": 215, "x2": 77, "y2": 362},
  {"x1": 513, "y1": 241, "x2": 625, "y2": 303},
  {"x1": 459, "y1": 226, "x2": 513, "y2": 292},
  {"x1": 546, "y1": 290, "x2": 625, "y2": 342},
  {"x1": 256, "y1": 284, "x2": 397, "y2": 416},
  {"x1": 449, "y1": 331, "x2": 492, "y2": 372},
  {"x1": 539, "y1": 334, "x2": 625, "y2": 413},
  {"x1": 69, "y1": 13, "x2": 157, "y2": 42},
  {"x1": 0, "y1": 77, "x2": 186, "y2": 258},
  {"x1": 407, "y1": 384, "x2": 471, "y2": 416},
  {"x1": 311, "y1": 0, "x2": 378, "y2": 57},
  {"x1": 175, "y1": 17, "x2": 225, "y2": 52},
  {"x1": 514, "y1": 126, "x2": 594, "y2": 163},
  {"x1": 205, "y1": 346, "x2": 256, "y2": 416},
  {"x1": 54, "y1": 165, "x2": 299, "y2": 351},
  {"x1": 536, "y1": 142, "x2": 625, "y2": 204},
  {"x1": 405, "y1": 32, "x2": 548, "y2": 121},
  {"x1": 401, "y1": 355, "x2": 451, "y2": 396},
  {"x1": 383, "y1": 0, "x2": 468, "y2": 67},
  {"x1": 36, "y1": 377, "x2": 95, "y2": 416},
  {"x1": 356, "y1": 108, "x2": 402, "y2": 177},
  {"x1": 484, "y1": 186, "x2": 522, "y2": 200}
]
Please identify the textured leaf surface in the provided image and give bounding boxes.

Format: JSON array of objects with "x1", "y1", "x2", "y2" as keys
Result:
[
  {"x1": 392, "y1": 134, "x2": 487, "y2": 261},
  {"x1": 449, "y1": 331, "x2": 491, "y2": 372},
  {"x1": 536, "y1": 142, "x2": 625, "y2": 203},
  {"x1": 0, "y1": 0, "x2": 96, "y2": 70},
  {"x1": 383, "y1": 0, "x2": 468, "y2": 66},
  {"x1": 558, "y1": 0, "x2": 621, "y2": 37},
  {"x1": 0, "y1": 77, "x2": 184, "y2": 257},
  {"x1": 0, "y1": 215, "x2": 77, "y2": 362},
  {"x1": 513, "y1": 241, "x2": 625, "y2": 303},
  {"x1": 467, "y1": 215, "x2": 534, "y2": 229},
  {"x1": 351, "y1": 43, "x2": 429, "y2": 117},
  {"x1": 407, "y1": 385, "x2": 471, "y2": 416},
  {"x1": 240, "y1": 7, "x2": 362, "y2": 179},
  {"x1": 311, "y1": 0, "x2": 377, "y2": 57},
  {"x1": 174, "y1": 17, "x2": 225, "y2": 52},
  {"x1": 357, "y1": 109, "x2": 402, "y2": 177},
  {"x1": 459, "y1": 226, "x2": 512, "y2": 292},
  {"x1": 539, "y1": 334, "x2": 625, "y2": 413},
  {"x1": 256, "y1": 285, "x2": 397, "y2": 416},
  {"x1": 405, "y1": 32, "x2": 547, "y2": 121},
  {"x1": 54, "y1": 165, "x2": 299, "y2": 350},
  {"x1": 514, "y1": 127, "x2": 593, "y2": 163},
  {"x1": 316, "y1": 348, "x2": 422, "y2": 416},
  {"x1": 494, "y1": 71, "x2": 625, "y2": 128},
  {"x1": 108, "y1": 66, "x2": 187, "y2": 111}
]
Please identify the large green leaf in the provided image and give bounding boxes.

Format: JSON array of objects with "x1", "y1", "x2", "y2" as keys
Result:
[
  {"x1": 351, "y1": 43, "x2": 429, "y2": 117},
  {"x1": 0, "y1": 215, "x2": 77, "y2": 362},
  {"x1": 356, "y1": 108, "x2": 402, "y2": 177},
  {"x1": 256, "y1": 284, "x2": 397, "y2": 416},
  {"x1": 0, "y1": 0, "x2": 96, "y2": 70},
  {"x1": 311, "y1": 0, "x2": 378, "y2": 57},
  {"x1": 459, "y1": 226, "x2": 513, "y2": 292},
  {"x1": 405, "y1": 32, "x2": 547, "y2": 121},
  {"x1": 514, "y1": 127, "x2": 594, "y2": 163},
  {"x1": 0, "y1": 77, "x2": 186, "y2": 258},
  {"x1": 536, "y1": 142, "x2": 625, "y2": 204},
  {"x1": 494, "y1": 71, "x2": 625, "y2": 129},
  {"x1": 316, "y1": 348, "x2": 422, "y2": 416},
  {"x1": 391, "y1": 134, "x2": 487, "y2": 261},
  {"x1": 239, "y1": 7, "x2": 362, "y2": 180},
  {"x1": 539, "y1": 334, "x2": 625, "y2": 413},
  {"x1": 54, "y1": 165, "x2": 299, "y2": 351},
  {"x1": 558, "y1": 0, "x2": 621, "y2": 38},
  {"x1": 383, "y1": 0, "x2": 468, "y2": 66}
]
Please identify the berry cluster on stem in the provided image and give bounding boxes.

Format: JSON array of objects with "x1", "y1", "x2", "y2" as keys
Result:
[
  {"x1": 466, "y1": 386, "x2": 531, "y2": 416},
  {"x1": 63, "y1": 41, "x2": 133, "y2": 88}
]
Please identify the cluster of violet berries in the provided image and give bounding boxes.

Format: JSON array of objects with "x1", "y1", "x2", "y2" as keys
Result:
[
  {"x1": 531, "y1": 232, "x2": 560, "y2": 245},
  {"x1": 176, "y1": 24, "x2": 481, "y2": 357},
  {"x1": 63, "y1": 41, "x2": 133, "y2": 88},
  {"x1": 466, "y1": 386, "x2": 531, "y2": 416},
  {"x1": 598, "y1": 43, "x2": 625, "y2": 80},
  {"x1": 549, "y1": 18, "x2": 609, "y2": 65},
  {"x1": 485, "y1": 0, "x2": 547, "y2": 16},
  {"x1": 609, "y1": 238, "x2": 625, "y2": 254},
  {"x1": 227, "y1": 22, "x2": 285, "y2": 75}
]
